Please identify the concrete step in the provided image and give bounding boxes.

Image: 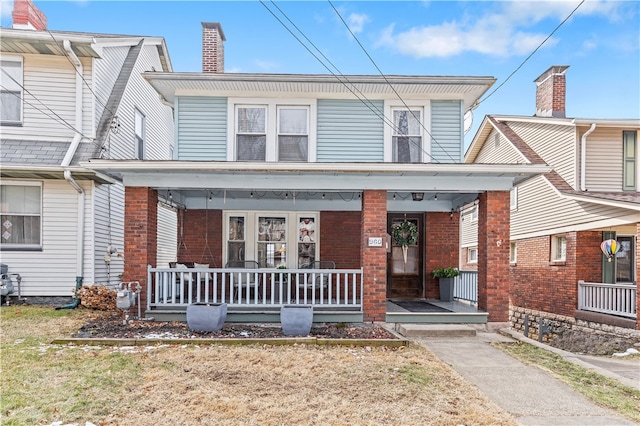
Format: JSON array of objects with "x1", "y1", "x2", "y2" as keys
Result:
[{"x1": 397, "y1": 324, "x2": 477, "y2": 338}]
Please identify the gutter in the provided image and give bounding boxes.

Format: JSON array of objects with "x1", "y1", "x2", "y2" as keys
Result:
[
  {"x1": 58, "y1": 40, "x2": 86, "y2": 308},
  {"x1": 580, "y1": 123, "x2": 597, "y2": 191}
]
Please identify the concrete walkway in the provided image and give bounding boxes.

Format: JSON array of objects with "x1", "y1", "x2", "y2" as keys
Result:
[{"x1": 415, "y1": 331, "x2": 638, "y2": 425}]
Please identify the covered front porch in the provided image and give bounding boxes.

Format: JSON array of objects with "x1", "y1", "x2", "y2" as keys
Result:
[{"x1": 85, "y1": 160, "x2": 549, "y2": 324}]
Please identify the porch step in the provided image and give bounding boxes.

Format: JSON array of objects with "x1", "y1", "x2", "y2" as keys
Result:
[{"x1": 396, "y1": 324, "x2": 477, "y2": 338}]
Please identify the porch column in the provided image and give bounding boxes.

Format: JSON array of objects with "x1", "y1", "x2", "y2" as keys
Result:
[
  {"x1": 123, "y1": 187, "x2": 158, "y2": 316},
  {"x1": 361, "y1": 190, "x2": 387, "y2": 321},
  {"x1": 477, "y1": 191, "x2": 510, "y2": 323}
]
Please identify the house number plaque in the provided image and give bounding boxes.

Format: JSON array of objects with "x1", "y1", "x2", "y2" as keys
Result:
[{"x1": 368, "y1": 237, "x2": 383, "y2": 247}]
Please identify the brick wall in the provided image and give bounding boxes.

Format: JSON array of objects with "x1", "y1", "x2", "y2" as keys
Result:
[
  {"x1": 361, "y1": 190, "x2": 387, "y2": 321},
  {"x1": 510, "y1": 231, "x2": 601, "y2": 317},
  {"x1": 123, "y1": 187, "x2": 158, "y2": 313},
  {"x1": 425, "y1": 212, "x2": 460, "y2": 299},
  {"x1": 536, "y1": 72, "x2": 566, "y2": 118},
  {"x1": 177, "y1": 209, "x2": 222, "y2": 267},
  {"x1": 320, "y1": 211, "x2": 361, "y2": 268},
  {"x1": 202, "y1": 22, "x2": 225, "y2": 73}
]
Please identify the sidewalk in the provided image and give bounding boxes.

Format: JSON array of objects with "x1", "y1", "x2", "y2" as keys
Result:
[{"x1": 415, "y1": 332, "x2": 637, "y2": 425}]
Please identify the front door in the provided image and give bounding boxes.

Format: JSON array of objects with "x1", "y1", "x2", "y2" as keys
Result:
[{"x1": 386, "y1": 214, "x2": 424, "y2": 298}]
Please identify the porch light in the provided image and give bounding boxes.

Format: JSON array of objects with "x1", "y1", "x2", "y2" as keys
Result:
[{"x1": 411, "y1": 192, "x2": 424, "y2": 201}]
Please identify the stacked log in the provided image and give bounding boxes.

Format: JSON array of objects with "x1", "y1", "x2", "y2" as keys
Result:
[{"x1": 77, "y1": 285, "x2": 116, "y2": 311}]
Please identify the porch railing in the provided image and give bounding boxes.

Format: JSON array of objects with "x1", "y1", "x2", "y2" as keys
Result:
[
  {"x1": 454, "y1": 270, "x2": 478, "y2": 304},
  {"x1": 578, "y1": 280, "x2": 636, "y2": 319},
  {"x1": 147, "y1": 265, "x2": 363, "y2": 311}
]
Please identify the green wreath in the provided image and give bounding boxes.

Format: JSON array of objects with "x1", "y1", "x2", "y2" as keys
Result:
[{"x1": 392, "y1": 220, "x2": 418, "y2": 246}]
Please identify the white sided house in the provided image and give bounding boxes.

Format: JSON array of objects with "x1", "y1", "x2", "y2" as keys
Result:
[
  {"x1": 0, "y1": 0, "x2": 175, "y2": 302},
  {"x1": 465, "y1": 65, "x2": 640, "y2": 332}
]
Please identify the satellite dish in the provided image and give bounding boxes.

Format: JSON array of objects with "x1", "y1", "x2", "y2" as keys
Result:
[{"x1": 463, "y1": 110, "x2": 473, "y2": 135}]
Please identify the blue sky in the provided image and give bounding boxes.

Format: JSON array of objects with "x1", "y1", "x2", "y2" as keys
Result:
[{"x1": 1, "y1": 0, "x2": 639, "y2": 146}]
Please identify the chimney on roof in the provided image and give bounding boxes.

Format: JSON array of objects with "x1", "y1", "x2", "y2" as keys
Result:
[
  {"x1": 534, "y1": 65, "x2": 569, "y2": 118},
  {"x1": 12, "y1": 0, "x2": 47, "y2": 31},
  {"x1": 202, "y1": 22, "x2": 225, "y2": 73}
]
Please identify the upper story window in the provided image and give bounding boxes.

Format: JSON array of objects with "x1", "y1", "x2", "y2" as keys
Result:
[
  {"x1": 134, "y1": 108, "x2": 146, "y2": 159},
  {"x1": 470, "y1": 206, "x2": 478, "y2": 222},
  {"x1": 510, "y1": 187, "x2": 518, "y2": 210},
  {"x1": 392, "y1": 108, "x2": 423, "y2": 163},
  {"x1": 623, "y1": 130, "x2": 636, "y2": 191},
  {"x1": 230, "y1": 99, "x2": 316, "y2": 162},
  {"x1": 1, "y1": 182, "x2": 41, "y2": 249},
  {"x1": 1, "y1": 58, "x2": 23, "y2": 125}
]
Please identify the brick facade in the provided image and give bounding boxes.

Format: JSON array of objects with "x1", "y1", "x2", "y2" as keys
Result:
[
  {"x1": 425, "y1": 212, "x2": 460, "y2": 299},
  {"x1": 361, "y1": 190, "x2": 387, "y2": 321},
  {"x1": 477, "y1": 191, "x2": 510, "y2": 322},
  {"x1": 123, "y1": 187, "x2": 158, "y2": 314},
  {"x1": 320, "y1": 211, "x2": 361, "y2": 269},
  {"x1": 177, "y1": 209, "x2": 223, "y2": 267}
]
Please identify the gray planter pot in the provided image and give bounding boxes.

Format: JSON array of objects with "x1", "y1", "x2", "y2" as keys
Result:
[
  {"x1": 186, "y1": 303, "x2": 227, "y2": 332},
  {"x1": 280, "y1": 305, "x2": 313, "y2": 336},
  {"x1": 438, "y1": 278, "x2": 455, "y2": 302}
]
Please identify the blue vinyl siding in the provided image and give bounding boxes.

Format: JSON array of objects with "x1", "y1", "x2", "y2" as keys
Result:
[
  {"x1": 317, "y1": 99, "x2": 384, "y2": 162},
  {"x1": 176, "y1": 96, "x2": 227, "y2": 160},
  {"x1": 430, "y1": 100, "x2": 462, "y2": 163}
]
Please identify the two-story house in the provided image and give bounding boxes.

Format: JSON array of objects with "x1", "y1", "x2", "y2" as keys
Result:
[
  {"x1": 85, "y1": 22, "x2": 549, "y2": 324},
  {"x1": 465, "y1": 65, "x2": 639, "y2": 331},
  {"x1": 0, "y1": 0, "x2": 175, "y2": 303}
]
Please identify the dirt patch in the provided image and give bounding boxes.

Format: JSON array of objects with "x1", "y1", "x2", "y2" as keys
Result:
[
  {"x1": 549, "y1": 329, "x2": 640, "y2": 355},
  {"x1": 73, "y1": 310, "x2": 398, "y2": 340}
]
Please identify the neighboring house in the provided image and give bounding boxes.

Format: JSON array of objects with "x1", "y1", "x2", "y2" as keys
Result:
[
  {"x1": 465, "y1": 65, "x2": 640, "y2": 331},
  {"x1": 0, "y1": 0, "x2": 175, "y2": 301},
  {"x1": 84, "y1": 22, "x2": 549, "y2": 324}
]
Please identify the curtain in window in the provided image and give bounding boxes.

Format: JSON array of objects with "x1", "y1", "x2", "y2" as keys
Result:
[
  {"x1": 237, "y1": 107, "x2": 266, "y2": 161},
  {"x1": 278, "y1": 108, "x2": 308, "y2": 161},
  {"x1": 1, "y1": 185, "x2": 41, "y2": 245},
  {"x1": 392, "y1": 110, "x2": 421, "y2": 163}
]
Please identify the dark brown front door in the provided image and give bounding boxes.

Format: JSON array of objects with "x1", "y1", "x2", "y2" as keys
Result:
[{"x1": 386, "y1": 214, "x2": 424, "y2": 298}]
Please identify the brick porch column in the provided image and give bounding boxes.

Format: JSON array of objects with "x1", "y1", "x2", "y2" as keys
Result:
[
  {"x1": 123, "y1": 187, "x2": 158, "y2": 315},
  {"x1": 478, "y1": 191, "x2": 510, "y2": 322},
  {"x1": 361, "y1": 190, "x2": 387, "y2": 321}
]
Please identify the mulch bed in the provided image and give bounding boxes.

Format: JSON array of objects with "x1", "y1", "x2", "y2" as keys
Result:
[{"x1": 73, "y1": 311, "x2": 398, "y2": 340}]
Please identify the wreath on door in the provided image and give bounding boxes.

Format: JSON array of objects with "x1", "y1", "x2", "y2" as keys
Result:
[{"x1": 392, "y1": 220, "x2": 418, "y2": 263}]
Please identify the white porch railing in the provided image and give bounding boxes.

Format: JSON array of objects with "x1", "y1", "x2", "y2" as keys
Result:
[
  {"x1": 147, "y1": 266, "x2": 363, "y2": 311},
  {"x1": 578, "y1": 280, "x2": 637, "y2": 319},
  {"x1": 454, "y1": 270, "x2": 478, "y2": 304}
]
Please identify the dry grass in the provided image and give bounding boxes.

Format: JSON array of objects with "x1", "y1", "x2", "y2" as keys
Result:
[{"x1": 1, "y1": 306, "x2": 517, "y2": 425}]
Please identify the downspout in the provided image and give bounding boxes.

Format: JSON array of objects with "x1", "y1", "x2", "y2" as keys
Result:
[
  {"x1": 57, "y1": 40, "x2": 85, "y2": 309},
  {"x1": 580, "y1": 123, "x2": 597, "y2": 191}
]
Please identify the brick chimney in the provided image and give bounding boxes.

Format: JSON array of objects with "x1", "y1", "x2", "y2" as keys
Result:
[
  {"x1": 202, "y1": 22, "x2": 225, "y2": 73},
  {"x1": 534, "y1": 65, "x2": 569, "y2": 118},
  {"x1": 12, "y1": 0, "x2": 47, "y2": 31}
]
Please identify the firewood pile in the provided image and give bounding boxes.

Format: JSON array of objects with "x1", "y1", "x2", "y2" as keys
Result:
[{"x1": 77, "y1": 285, "x2": 117, "y2": 311}]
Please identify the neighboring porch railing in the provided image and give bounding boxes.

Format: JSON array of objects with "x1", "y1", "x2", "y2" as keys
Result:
[
  {"x1": 578, "y1": 280, "x2": 637, "y2": 319},
  {"x1": 454, "y1": 270, "x2": 478, "y2": 304},
  {"x1": 147, "y1": 265, "x2": 363, "y2": 311}
]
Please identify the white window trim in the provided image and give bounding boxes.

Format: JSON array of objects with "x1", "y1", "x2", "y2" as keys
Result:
[
  {"x1": 1, "y1": 56, "x2": 24, "y2": 125},
  {"x1": 510, "y1": 241, "x2": 517, "y2": 264},
  {"x1": 223, "y1": 211, "x2": 319, "y2": 268},
  {"x1": 383, "y1": 100, "x2": 431, "y2": 163},
  {"x1": 510, "y1": 186, "x2": 518, "y2": 210},
  {"x1": 551, "y1": 234, "x2": 567, "y2": 262},
  {"x1": 467, "y1": 247, "x2": 478, "y2": 264},
  {"x1": 0, "y1": 180, "x2": 42, "y2": 249},
  {"x1": 470, "y1": 206, "x2": 478, "y2": 223},
  {"x1": 227, "y1": 98, "x2": 317, "y2": 162},
  {"x1": 134, "y1": 108, "x2": 146, "y2": 160}
]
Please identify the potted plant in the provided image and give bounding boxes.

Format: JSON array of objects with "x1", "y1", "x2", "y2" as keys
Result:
[
  {"x1": 432, "y1": 267, "x2": 460, "y2": 302},
  {"x1": 280, "y1": 305, "x2": 313, "y2": 336},
  {"x1": 186, "y1": 302, "x2": 227, "y2": 332}
]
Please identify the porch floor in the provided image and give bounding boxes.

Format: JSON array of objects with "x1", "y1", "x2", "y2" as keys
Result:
[{"x1": 385, "y1": 299, "x2": 488, "y2": 324}]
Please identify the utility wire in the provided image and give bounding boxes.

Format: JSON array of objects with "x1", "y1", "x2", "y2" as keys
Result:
[
  {"x1": 328, "y1": 0, "x2": 458, "y2": 162},
  {"x1": 474, "y1": 0, "x2": 585, "y2": 108},
  {"x1": 261, "y1": 0, "x2": 440, "y2": 163}
]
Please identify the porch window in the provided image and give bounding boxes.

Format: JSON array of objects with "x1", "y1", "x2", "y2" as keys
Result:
[
  {"x1": 616, "y1": 236, "x2": 634, "y2": 282},
  {"x1": 392, "y1": 108, "x2": 422, "y2": 163},
  {"x1": 1, "y1": 182, "x2": 41, "y2": 248},
  {"x1": 227, "y1": 215, "x2": 246, "y2": 262},
  {"x1": 1, "y1": 58, "x2": 23, "y2": 124},
  {"x1": 257, "y1": 216, "x2": 287, "y2": 268},
  {"x1": 236, "y1": 106, "x2": 267, "y2": 161},
  {"x1": 134, "y1": 108, "x2": 146, "y2": 159},
  {"x1": 278, "y1": 107, "x2": 308, "y2": 161},
  {"x1": 551, "y1": 234, "x2": 566, "y2": 262}
]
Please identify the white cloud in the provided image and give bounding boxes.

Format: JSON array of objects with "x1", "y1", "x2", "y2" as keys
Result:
[
  {"x1": 347, "y1": 12, "x2": 370, "y2": 34},
  {"x1": 253, "y1": 59, "x2": 279, "y2": 72},
  {"x1": 1, "y1": 0, "x2": 14, "y2": 19},
  {"x1": 376, "y1": 0, "x2": 625, "y2": 58}
]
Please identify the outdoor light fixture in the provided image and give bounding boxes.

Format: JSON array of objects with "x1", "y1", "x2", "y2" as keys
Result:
[
  {"x1": 434, "y1": 193, "x2": 438, "y2": 201},
  {"x1": 411, "y1": 192, "x2": 424, "y2": 201}
]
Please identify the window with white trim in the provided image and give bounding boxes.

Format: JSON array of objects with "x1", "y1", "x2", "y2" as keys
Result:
[
  {"x1": 551, "y1": 234, "x2": 566, "y2": 262},
  {"x1": 1, "y1": 58, "x2": 23, "y2": 124},
  {"x1": 510, "y1": 242, "x2": 517, "y2": 263},
  {"x1": 467, "y1": 247, "x2": 478, "y2": 263},
  {"x1": 230, "y1": 100, "x2": 315, "y2": 162},
  {"x1": 392, "y1": 108, "x2": 423, "y2": 163},
  {"x1": 470, "y1": 206, "x2": 478, "y2": 222},
  {"x1": 510, "y1": 187, "x2": 518, "y2": 210},
  {"x1": 134, "y1": 108, "x2": 146, "y2": 159},
  {"x1": 1, "y1": 182, "x2": 42, "y2": 248}
]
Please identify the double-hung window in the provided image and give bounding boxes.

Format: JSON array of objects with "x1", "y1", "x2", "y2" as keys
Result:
[
  {"x1": 1, "y1": 58, "x2": 23, "y2": 125},
  {"x1": 392, "y1": 108, "x2": 422, "y2": 163},
  {"x1": 236, "y1": 106, "x2": 267, "y2": 161},
  {"x1": 623, "y1": 130, "x2": 636, "y2": 191},
  {"x1": 134, "y1": 108, "x2": 146, "y2": 159},
  {"x1": 1, "y1": 182, "x2": 41, "y2": 249},
  {"x1": 278, "y1": 106, "x2": 308, "y2": 161},
  {"x1": 551, "y1": 234, "x2": 566, "y2": 262}
]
